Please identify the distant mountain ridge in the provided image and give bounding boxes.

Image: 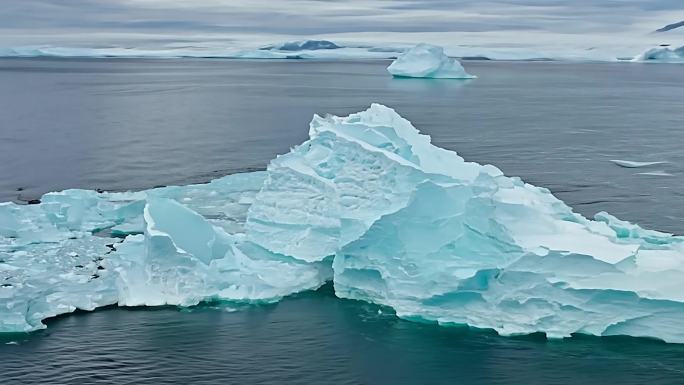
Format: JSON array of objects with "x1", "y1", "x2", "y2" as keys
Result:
[{"x1": 656, "y1": 21, "x2": 684, "y2": 32}]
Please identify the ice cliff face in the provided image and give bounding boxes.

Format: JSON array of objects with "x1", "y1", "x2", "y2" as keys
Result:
[
  {"x1": 2, "y1": 105, "x2": 683, "y2": 342},
  {"x1": 387, "y1": 44, "x2": 476, "y2": 79}
]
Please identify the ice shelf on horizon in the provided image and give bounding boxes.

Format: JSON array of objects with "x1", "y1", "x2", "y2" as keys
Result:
[{"x1": 633, "y1": 45, "x2": 684, "y2": 62}]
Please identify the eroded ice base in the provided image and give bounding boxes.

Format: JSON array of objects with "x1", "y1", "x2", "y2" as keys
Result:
[{"x1": 2, "y1": 105, "x2": 683, "y2": 342}]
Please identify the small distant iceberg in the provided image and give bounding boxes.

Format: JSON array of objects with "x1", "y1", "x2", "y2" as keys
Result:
[
  {"x1": 261, "y1": 40, "x2": 342, "y2": 51},
  {"x1": 610, "y1": 159, "x2": 668, "y2": 168},
  {"x1": 387, "y1": 44, "x2": 475, "y2": 79},
  {"x1": 633, "y1": 45, "x2": 684, "y2": 62},
  {"x1": 637, "y1": 171, "x2": 673, "y2": 177}
]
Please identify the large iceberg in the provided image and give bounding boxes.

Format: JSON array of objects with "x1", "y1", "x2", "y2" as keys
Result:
[
  {"x1": 387, "y1": 44, "x2": 476, "y2": 79},
  {"x1": 2, "y1": 105, "x2": 683, "y2": 342}
]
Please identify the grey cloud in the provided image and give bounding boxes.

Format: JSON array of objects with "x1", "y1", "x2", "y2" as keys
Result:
[{"x1": 1, "y1": 0, "x2": 682, "y2": 46}]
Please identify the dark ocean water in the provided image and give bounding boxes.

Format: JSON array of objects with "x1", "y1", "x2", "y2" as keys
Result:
[
  {"x1": 1, "y1": 58, "x2": 683, "y2": 384},
  {"x1": 3, "y1": 285, "x2": 684, "y2": 385}
]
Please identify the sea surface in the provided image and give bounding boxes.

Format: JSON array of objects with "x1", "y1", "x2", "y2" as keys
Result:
[{"x1": 1, "y1": 58, "x2": 683, "y2": 384}]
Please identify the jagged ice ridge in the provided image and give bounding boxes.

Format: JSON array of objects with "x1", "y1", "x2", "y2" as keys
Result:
[{"x1": 2, "y1": 105, "x2": 683, "y2": 342}]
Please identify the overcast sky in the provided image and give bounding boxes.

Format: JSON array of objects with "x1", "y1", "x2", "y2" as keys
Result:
[{"x1": 2, "y1": 0, "x2": 683, "y2": 47}]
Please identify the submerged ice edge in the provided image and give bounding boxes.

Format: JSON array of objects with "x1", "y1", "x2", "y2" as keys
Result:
[{"x1": 1, "y1": 104, "x2": 683, "y2": 343}]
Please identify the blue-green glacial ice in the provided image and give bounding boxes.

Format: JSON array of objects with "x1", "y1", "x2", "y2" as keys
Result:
[
  {"x1": 2, "y1": 104, "x2": 683, "y2": 342},
  {"x1": 633, "y1": 45, "x2": 684, "y2": 62},
  {"x1": 387, "y1": 44, "x2": 476, "y2": 79}
]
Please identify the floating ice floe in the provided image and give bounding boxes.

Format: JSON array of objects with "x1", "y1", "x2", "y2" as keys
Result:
[
  {"x1": 387, "y1": 44, "x2": 476, "y2": 79},
  {"x1": 610, "y1": 160, "x2": 668, "y2": 168},
  {"x1": 2, "y1": 105, "x2": 684, "y2": 342},
  {"x1": 637, "y1": 171, "x2": 673, "y2": 177}
]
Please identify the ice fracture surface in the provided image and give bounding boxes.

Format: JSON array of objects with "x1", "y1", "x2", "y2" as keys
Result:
[{"x1": 2, "y1": 105, "x2": 683, "y2": 342}]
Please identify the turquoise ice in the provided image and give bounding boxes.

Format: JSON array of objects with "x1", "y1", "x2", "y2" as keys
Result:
[
  {"x1": 2, "y1": 104, "x2": 683, "y2": 342},
  {"x1": 633, "y1": 45, "x2": 684, "y2": 62},
  {"x1": 387, "y1": 44, "x2": 476, "y2": 79}
]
